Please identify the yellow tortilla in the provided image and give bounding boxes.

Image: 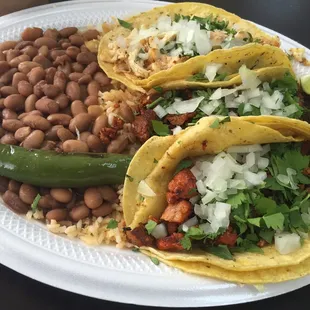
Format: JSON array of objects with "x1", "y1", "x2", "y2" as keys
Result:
[
  {"x1": 141, "y1": 249, "x2": 310, "y2": 284},
  {"x1": 98, "y1": 2, "x2": 283, "y2": 91}
]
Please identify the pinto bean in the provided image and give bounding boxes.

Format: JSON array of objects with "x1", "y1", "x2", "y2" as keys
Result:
[
  {"x1": 83, "y1": 62, "x2": 98, "y2": 75},
  {"x1": 9, "y1": 55, "x2": 31, "y2": 68},
  {"x1": 1, "y1": 133, "x2": 18, "y2": 145},
  {"x1": 50, "y1": 188, "x2": 72, "y2": 203},
  {"x1": 33, "y1": 80, "x2": 47, "y2": 98},
  {"x1": 35, "y1": 97, "x2": 59, "y2": 114},
  {"x1": 45, "y1": 67, "x2": 57, "y2": 84},
  {"x1": 22, "y1": 114, "x2": 51, "y2": 131},
  {"x1": 119, "y1": 102, "x2": 134, "y2": 123},
  {"x1": 62, "y1": 140, "x2": 89, "y2": 153},
  {"x1": 66, "y1": 46, "x2": 80, "y2": 60},
  {"x1": 57, "y1": 62, "x2": 72, "y2": 77},
  {"x1": 107, "y1": 135, "x2": 128, "y2": 153},
  {"x1": 3, "y1": 190, "x2": 28, "y2": 214},
  {"x1": 84, "y1": 187, "x2": 103, "y2": 209},
  {"x1": 47, "y1": 113, "x2": 72, "y2": 126},
  {"x1": 86, "y1": 134, "x2": 104, "y2": 152},
  {"x1": 50, "y1": 49, "x2": 66, "y2": 61},
  {"x1": 8, "y1": 180, "x2": 21, "y2": 193},
  {"x1": 15, "y1": 41, "x2": 33, "y2": 50},
  {"x1": 53, "y1": 54, "x2": 71, "y2": 66},
  {"x1": 38, "y1": 194, "x2": 63, "y2": 209},
  {"x1": 92, "y1": 114, "x2": 108, "y2": 136},
  {"x1": 57, "y1": 127, "x2": 75, "y2": 141},
  {"x1": 0, "y1": 176, "x2": 9, "y2": 193},
  {"x1": 12, "y1": 72, "x2": 28, "y2": 88},
  {"x1": 17, "y1": 80, "x2": 33, "y2": 97},
  {"x1": 27, "y1": 66, "x2": 45, "y2": 85},
  {"x1": 6, "y1": 50, "x2": 20, "y2": 62},
  {"x1": 59, "y1": 27, "x2": 78, "y2": 38},
  {"x1": 98, "y1": 186, "x2": 118, "y2": 202},
  {"x1": 87, "y1": 80, "x2": 100, "y2": 96},
  {"x1": 2, "y1": 119, "x2": 23, "y2": 132},
  {"x1": 38, "y1": 45, "x2": 49, "y2": 58},
  {"x1": 78, "y1": 74, "x2": 92, "y2": 85},
  {"x1": 14, "y1": 126, "x2": 32, "y2": 142},
  {"x1": 82, "y1": 29, "x2": 100, "y2": 41},
  {"x1": 54, "y1": 93, "x2": 69, "y2": 109},
  {"x1": 21, "y1": 46, "x2": 38, "y2": 59},
  {"x1": 22, "y1": 129, "x2": 45, "y2": 149},
  {"x1": 22, "y1": 27, "x2": 43, "y2": 41},
  {"x1": 92, "y1": 202, "x2": 114, "y2": 217},
  {"x1": 40, "y1": 140, "x2": 56, "y2": 150},
  {"x1": 69, "y1": 204, "x2": 89, "y2": 221},
  {"x1": 2, "y1": 108, "x2": 17, "y2": 119},
  {"x1": 1, "y1": 85, "x2": 18, "y2": 96},
  {"x1": 44, "y1": 28, "x2": 60, "y2": 40},
  {"x1": 33, "y1": 55, "x2": 52, "y2": 69},
  {"x1": 0, "y1": 68, "x2": 18, "y2": 84},
  {"x1": 70, "y1": 99, "x2": 86, "y2": 116},
  {"x1": 53, "y1": 71, "x2": 67, "y2": 92},
  {"x1": 42, "y1": 84, "x2": 61, "y2": 98},
  {"x1": 69, "y1": 113, "x2": 92, "y2": 132},
  {"x1": 87, "y1": 105, "x2": 103, "y2": 119},
  {"x1": 69, "y1": 34, "x2": 84, "y2": 47},
  {"x1": 69, "y1": 72, "x2": 83, "y2": 82},
  {"x1": 45, "y1": 125, "x2": 63, "y2": 141},
  {"x1": 71, "y1": 62, "x2": 84, "y2": 73},
  {"x1": 0, "y1": 41, "x2": 17, "y2": 52},
  {"x1": 66, "y1": 81, "x2": 80, "y2": 101},
  {"x1": 46, "y1": 208, "x2": 67, "y2": 221},
  {"x1": 19, "y1": 184, "x2": 39, "y2": 204},
  {"x1": 4, "y1": 94, "x2": 25, "y2": 111},
  {"x1": 77, "y1": 52, "x2": 97, "y2": 65},
  {"x1": 79, "y1": 84, "x2": 88, "y2": 102},
  {"x1": 34, "y1": 37, "x2": 57, "y2": 49},
  {"x1": 18, "y1": 61, "x2": 41, "y2": 74},
  {"x1": 25, "y1": 94, "x2": 38, "y2": 112},
  {"x1": 61, "y1": 42, "x2": 71, "y2": 50},
  {"x1": 0, "y1": 98, "x2": 4, "y2": 109},
  {"x1": 0, "y1": 61, "x2": 10, "y2": 74}
]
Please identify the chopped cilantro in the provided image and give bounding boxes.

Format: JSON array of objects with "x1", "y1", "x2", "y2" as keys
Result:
[
  {"x1": 226, "y1": 192, "x2": 247, "y2": 208},
  {"x1": 188, "y1": 188, "x2": 198, "y2": 196},
  {"x1": 107, "y1": 219, "x2": 118, "y2": 229},
  {"x1": 132, "y1": 247, "x2": 140, "y2": 253},
  {"x1": 139, "y1": 195, "x2": 145, "y2": 202},
  {"x1": 255, "y1": 197, "x2": 277, "y2": 215},
  {"x1": 186, "y1": 73, "x2": 208, "y2": 82},
  {"x1": 247, "y1": 217, "x2": 262, "y2": 227},
  {"x1": 207, "y1": 245, "x2": 234, "y2": 260},
  {"x1": 174, "y1": 159, "x2": 193, "y2": 175},
  {"x1": 153, "y1": 158, "x2": 158, "y2": 164},
  {"x1": 185, "y1": 227, "x2": 206, "y2": 240},
  {"x1": 181, "y1": 236, "x2": 192, "y2": 250},
  {"x1": 209, "y1": 118, "x2": 220, "y2": 128},
  {"x1": 219, "y1": 116, "x2": 231, "y2": 124},
  {"x1": 126, "y1": 174, "x2": 134, "y2": 182},
  {"x1": 151, "y1": 120, "x2": 170, "y2": 136},
  {"x1": 146, "y1": 97, "x2": 164, "y2": 109},
  {"x1": 263, "y1": 213, "x2": 285, "y2": 230},
  {"x1": 145, "y1": 220, "x2": 157, "y2": 234},
  {"x1": 150, "y1": 257, "x2": 160, "y2": 265},
  {"x1": 31, "y1": 194, "x2": 41, "y2": 212},
  {"x1": 259, "y1": 230, "x2": 275, "y2": 244},
  {"x1": 117, "y1": 18, "x2": 133, "y2": 30},
  {"x1": 153, "y1": 86, "x2": 163, "y2": 93}
]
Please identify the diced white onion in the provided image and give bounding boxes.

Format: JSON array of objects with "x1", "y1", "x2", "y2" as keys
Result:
[
  {"x1": 181, "y1": 216, "x2": 198, "y2": 232},
  {"x1": 116, "y1": 36, "x2": 127, "y2": 48},
  {"x1": 199, "y1": 99, "x2": 221, "y2": 115},
  {"x1": 244, "y1": 171, "x2": 264, "y2": 186},
  {"x1": 257, "y1": 157, "x2": 269, "y2": 169},
  {"x1": 153, "y1": 105, "x2": 167, "y2": 119},
  {"x1": 172, "y1": 126, "x2": 182, "y2": 135},
  {"x1": 204, "y1": 63, "x2": 223, "y2": 82},
  {"x1": 195, "y1": 29, "x2": 212, "y2": 55},
  {"x1": 201, "y1": 190, "x2": 217, "y2": 204},
  {"x1": 151, "y1": 223, "x2": 168, "y2": 239},
  {"x1": 245, "y1": 152, "x2": 256, "y2": 168},
  {"x1": 283, "y1": 104, "x2": 299, "y2": 116},
  {"x1": 210, "y1": 88, "x2": 237, "y2": 100},
  {"x1": 238, "y1": 64, "x2": 261, "y2": 89},
  {"x1": 172, "y1": 96, "x2": 204, "y2": 114},
  {"x1": 165, "y1": 105, "x2": 177, "y2": 114},
  {"x1": 275, "y1": 232, "x2": 301, "y2": 255},
  {"x1": 137, "y1": 180, "x2": 156, "y2": 197}
]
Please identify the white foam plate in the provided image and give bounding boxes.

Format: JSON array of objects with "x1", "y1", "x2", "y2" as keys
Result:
[{"x1": 0, "y1": 0, "x2": 309, "y2": 307}]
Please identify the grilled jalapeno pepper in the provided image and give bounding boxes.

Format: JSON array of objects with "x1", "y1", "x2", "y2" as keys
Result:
[{"x1": 0, "y1": 144, "x2": 132, "y2": 187}]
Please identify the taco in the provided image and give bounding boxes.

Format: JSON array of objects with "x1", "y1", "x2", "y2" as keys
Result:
[
  {"x1": 98, "y1": 2, "x2": 281, "y2": 91},
  {"x1": 123, "y1": 116, "x2": 310, "y2": 283},
  {"x1": 131, "y1": 66, "x2": 304, "y2": 144}
]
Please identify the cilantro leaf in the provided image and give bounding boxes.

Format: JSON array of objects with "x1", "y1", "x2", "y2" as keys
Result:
[
  {"x1": 186, "y1": 73, "x2": 208, "y2": 82},
  {"x1": 289, "y1": 210, "x2": 306, "y2": 229},
  {"x1": 185, "y1": 227, "x2": 205, "y2": 240},
  {"x1": 31, "y1": 194, "x2": 41, "y2": 212},
  {"x1": 209, "y1": 118, "x2": 220, "y2": 128},
  {"x1": 153, "y1": 158, "x2": 158, "y2": 164},
  {"x1": 255, "y1": 197, "x2": 277, "y2": 215},
  {"x1": 117, "y1": 18, "x2": 133, "y2": 30},
  {"x1": 150, "y1": 257, "x2": 160, "y2": 265},
  {"x1": 219, "y1": 116, "x2": 231, "y2": 124},
  {"x1": 232, "y1": 239, "x2": 263, "y2": 254},
  {"x1": 153, "y1": 86, "x2": 163, "y2": 93},
  {"x1": 107, "y1": 219, "x2": 118, "y2": 229},
  {"x1": 246, "y1": 233, "x2": 259, "y2": 242},
  {"x1": 226, "y1": 192, "x2": 247, "y2": 208},
  {"x1": 152, "y1": 120, "x2": 170, "y2": 136},
  {"x1": 174, "y1": 159, "x2": 193, "y2": 175},
  {"x1": 181, "y1": 236, "x2": 192, "y2": 250},
  {"x1": 247, "y1": 217, "x2": 262, "y2": 227},
  {"x1": 207, "y1": 245, "x2": 234, "y2": 260},
  {"x1": 145, "y1": 220, "x2": 157, "y2": 235},
  {"x1": 259, "y1": 230, "x2": 275, "y2": 244},
  {"x1": 263, "y1": 213, "x2": 285, "y2": 230}
]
